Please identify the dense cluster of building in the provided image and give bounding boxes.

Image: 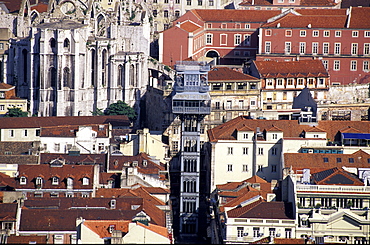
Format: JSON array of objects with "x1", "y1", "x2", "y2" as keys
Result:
[{"x1": 0, "y1": 0, "x2": 370, "y2": 244}]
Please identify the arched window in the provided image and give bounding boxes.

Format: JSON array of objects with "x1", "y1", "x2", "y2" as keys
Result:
[
  {"x1": 102, "y1": 49, "x2": 107, "y2": 86},
  {"x1": 63, "y1": 67, "x2": 71, "y2": 88},
  {"x1": 63, "y1": 38, "x2": 70, "y2": 49},
  {"x1": 50, "y1": 38, "x2": 56, "y2": 48},
  {"x1": 91, "y1": 49, "x2": 96, "y2": 86}
]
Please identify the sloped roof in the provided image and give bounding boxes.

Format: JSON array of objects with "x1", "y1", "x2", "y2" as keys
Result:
[
  {"x1": 207, "y1": 116, "x2": 370, "y2": 143},
  {"x1": 179, "y1": 20, "x2": 202, "y2": 32},
  {"x1": 227, "y1": 200, "x2": 294, "y2": 219},
  {"x1": 108, "y1": 152, "x2": 166, "y2": 176},
  {"x1": 0, "y1": 203, "x2": 17, "y2": 221},
  {"x1": 16, "y1": 164, "x2": 96, "y2": 190},
  {"x1": 0, "y1": 115, "x2": 130, "y2": 129},
  {"x1": 7, "y1": 235, "x2": 48, "y2": 244},
  {"x1": 312, "y1": 167, "x2": 364, "y2": 185},
  {"x1": 40, "y1": 153, "x2": 106, "y2": 165},
  {"x1": 0, "y1": 83, "x2": 14, "y2": 90},
  {"x1": 191, "y1": 9, "x2": 281, "y2": 22},
  {"x1": 40, "y1": 124, "x2": 109, "y2": 138},
  {"x1": 253, "y1": 60, "x2": 328, "y2": 78},
  {"x1": 284, "y1": 150, "x2": 370, "y2": 173},
  {"x1": 263, "y1": 15, "x2": 347, "y2": 28},
  {"x1": 239, "y1": 0, "x2": 337, "y2": 6},
  {"x1": 292, "y1": 87, "x2": 317, "y2": 114},
  {"x1": 348, "y1": 7, "x2": 370, "y2": 29},
  {"x1": 208, "y1": 67, "x2": 259, "y2": 82},
  {"x1": 0, "y1": 172, "x2": 16, "y2": 190},
  {"x1": 83, "y1": 220, "x2": 169, "y2": 239}
]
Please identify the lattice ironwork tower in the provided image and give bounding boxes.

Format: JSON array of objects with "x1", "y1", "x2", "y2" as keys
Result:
[{"x1": 172, "y1": 61, "x2": 211, "y2": 239}]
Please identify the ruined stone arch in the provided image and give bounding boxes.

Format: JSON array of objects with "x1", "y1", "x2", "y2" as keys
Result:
[{"x1": 96, "y1": 13, "x2": 106, "y2": 37}]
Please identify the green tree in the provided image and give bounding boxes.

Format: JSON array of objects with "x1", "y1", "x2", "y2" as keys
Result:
[
  {"x1": 91, "y1": 108, "x2": 104, "y2": 116},
  {"x1": 104, "y1": 100, "x2": 137, "y2": 121},
  {"x1": 4, "y1": 106, "x2": 28, "y2": 117}
]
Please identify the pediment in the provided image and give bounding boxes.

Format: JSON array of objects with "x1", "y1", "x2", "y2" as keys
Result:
[{"x1": 328, "y1": 216, "x2": 361, "y2": 230}]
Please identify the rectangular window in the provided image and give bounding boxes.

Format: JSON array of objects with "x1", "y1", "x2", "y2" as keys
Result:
[
  {"x1": 243, "y1": 133, "x2": 248, "y2": 139},
  {"x1": 243, "y1": 164, "x2": 248, "y2": 172},
  {"x1": 272, "y1": 133, "x2": 278, "y2": 139},
  {"x1": 243, "y1": 147, "x2": 248, "y2": 155},
  {"x1": 9, "y1": 130, "x2": 14, "y2": 137},
  {"x1": 272, "y1": 148, "x2": 277, "y2": 155},
  {"x1": 300, "y1": 42, "x2": 306, "y2": 54},
  {"x1": 186, "y1": 0, "x2": 191, "y2": 5},
  {"x1": 258, "y1": 147, "x2": 263, "y2": 155},
  {"x1": 253, "y1": 227, "x2": 260, "y2": 237},
  {"x1": 323, "y1": 157, "x2": 329, "y2": 163},
  {"x1": 54, "y1": 143, "x2": 60, "y2": 152},
  {"x1": 257, "y1": 165, "x2": 263, "y2": 172},
  {"x1": 335, "y1": 31, "x2": 341, "y2": 37},
  {"x1": 285, "y1": 42, "x2": 291, "y2": 54},
  {"x1": 312, "y1": 30, "x2": 319, "y2": 37},
  {"x1": 352, "y1": 31, "x2": 358, "y2": 37},
  {"x1": 24, "y1": 130, "x2": 28, "y2": 137},
  {"x1": 245, "y1": 24, "x2": 250, "y2": 29},
  {"x1": 324, "y1": 30, "x2": 330, "y2": 37},
  {"x1": 349, "y1": 158, "x2": 354, "y2": 163},
  {"x1": 237, "y1": 227, "x2": 244, "y2": 238},
  {"x1": 312, "y1": 42, "x2": 318, "y2": 54},
  {"x1": 364, "y1": 43, "x2": 370, "y2": 55},
  {"x1": 206, "y1": 34, "x2": 212, "y2": 45},
  {"x1": 334, "y1": 60, "x2": 340, "y2": 71},
  {"x1": 198, "y1": 0, "x2": 202, "y2": 5},
  {"x1": 285, "y1": 228, "x2": 292, "y2": 238},
  {"x1": 300, "y1": 30, "x2": 306, "y2": 37},
  {"x1": 265, "y1": 41, "x2": 271, "y2": 53},
  {"x1": 272, "y1": 165, "x2": 277, "y2": 172},
  {"x1": 227, "y1": 164, "x2": 233, "y2": 171},
  {"x1": 269, "y1": 228, "x2": 276, "y2": 237},
  {"x1": 323, "y1": 43, "x2": 329, "y2": 55},
  {"x1": 285, "y1": 30, "x2": 292, "y2": 37},
  {"x1": 209, "y1": 0, "x2": 214, "y2": 5},
  {"x1": 265, "y1": 29, "x2": 272, "y2": 36},
  {"x1": 351, "y1": 60, "x2": 357, "y2": 71},
  {"x1": 228, "y1": 147, "x2": 233, "y2": 155},
  {"x1": 221, "y1": 23, "x2": 227, "y2": 29},
  {"x1": 244, "y1": 35, "x2": 251, "y2": 46},
  {"x1": 322, "y1": 60, "x2": 328, "y2": 70},
  {"x1": 364, "y1": 61, "x2": 369, "y2": 71},
  {"x1": 352, "y1": 43, "x2": 358, "y2": 55},
  {"x1": 234, "y1": 34, "x2": 241, "y2": 45},
  {"x1": 334, "y1": 43, "x2": 341, "y2": 55},
  {"x1": 0, "y1": 105, "x2": 4, "y2": 111}
]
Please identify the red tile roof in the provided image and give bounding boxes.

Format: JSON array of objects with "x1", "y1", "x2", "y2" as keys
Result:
[
  {"x1": 40, "y1": 124, "x2": 109, "y2": 137},
  {"x1": 0, "y1": 203, "x2": 17, "y2": 221},
  {"x1": 7, "y1": 235, "x2": 48, "y2": 244},
  {"x1": 284, "y1": 150, "x2": 370, "y2": 173},
  {"x1": 263, "y1": 15, "x2": 348, "y2": 28},
  {"x1": 348, "y1": 7, "x2": 370, "y2": 29},
  {"x1": 208, "y1": 67, "x2": 259, "y2": 81},
  {"x1": 207, "y1": 116, "x2": 370, "y2": 143},
  {"x1": 0, "y1": 83, "x2": 14, "y2": 90},
  {"x1": 16, "y1": 164, "x2": 96, "y2": 190},
  {"x1": 227, "y1": 201, "x2": 294, "y2": 219},
  {"x1": 274, "y1": 238, "x2": 306, "y2": 244},
  {"x1": 312, "y1": 167, "x2": 364, "y2": 185},
  {"x1": 253, "y1": 60, "x2": 328, "y2": 78},
  {"x1": 179, "y1": 21, "x2": 202, "y2": 32},
  {"x1": 191, "y1": 9, "x2": 281, "y2": 23},
  {"x1": 40, "y1": 153, "x2": 106, "y2": 166},
  {"x1": 239, "y1": 0, "x2": 337, "y2": 6}
]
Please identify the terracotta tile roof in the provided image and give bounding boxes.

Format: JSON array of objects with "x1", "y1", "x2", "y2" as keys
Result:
[
  {"x1": 239, "y1": 0, "x2": 337, "y2": 6},
  {"x1": 142, "y1": 186, "x2": 170, "y2": 195},
  {"x1": 40, "y1": 124, "x2": 109, "y2": 138},
  {"x1": 227, "y1": 201, "x2": 294, "y2": 219},
  {"x1": 266, "y1": 125, "x2": 283, "y2": 132},
  {"x1": 300, "y1": 0, "x2": 337, "y2": 6},
  {"x1": 208, "y1": 67, "x2": 259, "y2": 81},
  {"x1": 207, "y1": 116, "x2": 370, "y2": 143},
  {"x1": 263, "y1": 15, "x2": 347, "y2": 28},
  {"x1": 312, "y1": 167, "x2": 364, "y2": 185},
  {"x1": 108, "y1": 152, "x2": 166, "y2": 176},
  {"x1": 0, "y1": 203, "x2": 17, "y2": 221},
  {"x1": 0, "y1": 172, "x2": 16, "y2": 189},
  {"x1": 16, "y1": 164, "x2": 96, "y2": 190},
  {"x1": 296, "y1": 9, "x2": 347, "y2": 16},
  {"x1": 244, "y1": 175, "x2": 269, "y2": 184},
  {"x1": 179, "y1": 20, "x2": 202, "y2": 32},
  {"x1": 239, "y1": 0, "x2": 273, "y2": 5},
  {"x1": 284, "y1": 150, "x2": 370, "y2": 173},
  {"x1": 191, "y1": 9, "x2": 281, "y2": 23},
  {"x1": 83, "y1": 220, "x2": 130, "y2": 238},
  {"x1": 7, "y1": 235, "x2": 48, "y2": 244},
  {"x1": 0, "y1": 0, "x2": 22, "y2": 13},
  {"x1": 274, "y1": 238, "x2": 306, "y2": 244},
  {"x1": 304, "y1": 126, "x2": 326, "y2": 132},
  {"x1": 0, "y1": 115, "x2": 130, "y2": 129},
  {"x1": 40, "y1": 153, "x2": 106, "y2": 166},
  {"x1": 0, "y1": 83, "x2": 14, "y2": 90},
  {"x1": 19, "y1": 208, "x2": 141, "y2": 231},
  {"x1": 253, "y1": 60, "x2": 328, "y2": 78},
  {"x1": 348, "y1": 7, "x2": 370, "y2": 29}
]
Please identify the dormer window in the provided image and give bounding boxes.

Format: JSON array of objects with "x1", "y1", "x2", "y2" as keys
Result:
[
  {"x1": 143, "y1": 160, "x2": 147, "y2": 167},
  {"x1": 108, "y1": 225, "x2": 115, "y2": 233},
  {"x1": 36, "y1": 177, "x2": 43, "y2": 188},
  {"x1": 110, "y1": 199, "x2": 116, "y2": 209},
  {"x1": 20, "y1": 176, "x2": 27, "y2": 185},
  {"x1": 82, "y1": 177, "x2": 89, "y2": 185},
  {"x1": 67, "y1": 177, "x2": 73, "y2": 189},
  {"x1": 52, "y1": 176, "x2": 59, "y2": 185},
  {"x1": 243, "y1": 133, "x2": 248, "y2": 139}
]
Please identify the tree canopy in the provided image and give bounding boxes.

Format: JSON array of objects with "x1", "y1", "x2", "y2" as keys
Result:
[
  {"x1": 4, "y1": 107, "x2": 28, "y2": 117},
  {"x1": 104, "y1": 100, "x2": 137, "y2": 121}
]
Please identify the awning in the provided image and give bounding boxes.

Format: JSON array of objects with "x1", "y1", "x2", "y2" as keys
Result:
[{"x1": 342, "y1": 133, "x2": 370, "y2": 140}]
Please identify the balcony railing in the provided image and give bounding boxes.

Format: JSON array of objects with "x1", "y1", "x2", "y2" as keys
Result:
[
  {"x1": 296, "y1": 184, "x2": 370, "y2": 193},
  {"x1": 172, "y1": 106, "x2": 211, "y2": 115}
]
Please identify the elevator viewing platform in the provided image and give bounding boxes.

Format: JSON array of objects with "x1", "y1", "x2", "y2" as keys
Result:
[{"x1": 172, "y1": 61, "x2": 211, "y2": 116}]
